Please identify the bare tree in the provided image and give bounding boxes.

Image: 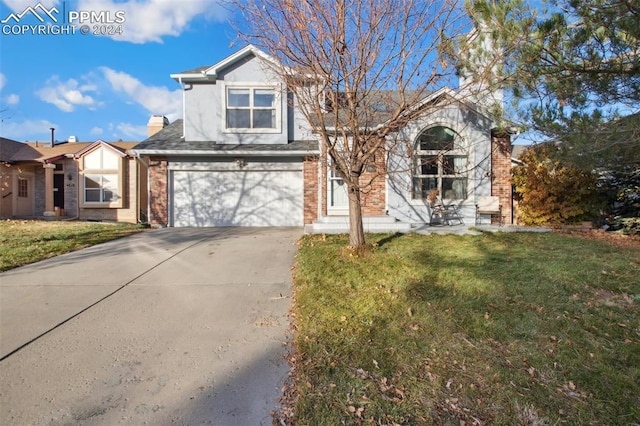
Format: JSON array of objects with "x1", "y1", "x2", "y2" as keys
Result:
[{"x1": 233, "y1": 0, "x2": 468, "y2": 247}]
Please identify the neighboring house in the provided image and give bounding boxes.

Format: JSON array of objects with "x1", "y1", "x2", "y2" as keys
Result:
[
  {"x1": 131, "y1": 45, "x2": 513, "y2": 230},
  {"x1": 0, "y1": 137, "x2": 147, "y2": 223}
]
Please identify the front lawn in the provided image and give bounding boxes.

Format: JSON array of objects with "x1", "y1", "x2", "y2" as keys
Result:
[
  {"x1": 288, "y1": 232, "x2": 640, "y2": 424},
  {"x1": 0, "y1": 220, "x2": 145, "y2": 272}
]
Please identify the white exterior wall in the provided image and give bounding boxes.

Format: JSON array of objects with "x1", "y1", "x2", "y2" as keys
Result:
[
  {"x1": 386, "y1": 105, "x2": 494, "y2": 224},
  {"x1": 182, "y1": 54, "x2": 290, "y2": 145},
  {"x1": 184, "y1": 83, "x2": 219, "y2": 142}
]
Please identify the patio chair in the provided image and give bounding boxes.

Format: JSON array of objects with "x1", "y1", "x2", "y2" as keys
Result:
[{"x1": 428, "y1": 190, "x2": 464, "y2": 226}]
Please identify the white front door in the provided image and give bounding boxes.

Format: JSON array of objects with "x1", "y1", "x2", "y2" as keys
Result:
[
  {"x1": 327, "y1": 163, "x2": 348, "y2": 215},
  {"x1": 15, "y1": 175, "x2": 34, "y2": 216}
]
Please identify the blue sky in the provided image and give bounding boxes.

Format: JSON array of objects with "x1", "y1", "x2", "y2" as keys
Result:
[{"x1": 0, "y1": 0, "x2": 239, "y2": 143}]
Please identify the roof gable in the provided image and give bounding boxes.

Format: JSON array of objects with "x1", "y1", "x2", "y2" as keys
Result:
[
  {"x1": 171, "y1": 45, "x2": 280, "y2": 83},
  {"x1": 73, "y1": 140, "x2": 131, "y2": 159}
]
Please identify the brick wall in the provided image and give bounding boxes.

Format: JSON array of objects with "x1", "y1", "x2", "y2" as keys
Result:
[
  {"x1": 360, "y1": 152, "x2": 386, "y2": 216},
  {"x1": 303, "y1": 156, "x2": 319, "y2": 225},
  {"x1": 148, "y1": 156, "x2": 168, "y2": 227},
  {"x1": 491, "y1": 131, "x2": 512, "y2": 225}
]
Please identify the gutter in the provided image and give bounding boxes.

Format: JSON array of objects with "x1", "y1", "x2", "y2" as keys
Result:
[{"x1": 129, "y1": 149, "x2": 320, "y2": 157}]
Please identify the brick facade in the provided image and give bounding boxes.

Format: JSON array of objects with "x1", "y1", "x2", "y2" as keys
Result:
[
  {"x1": 148, "y1": 156, "x2": 168, "y2": 227},
  {"x1": 491, "y1": 131, "x2": 512, "y2": 225},
  {"x1": 360, "y1": 153, "x2": 387, "y2": 216},
  {"x1": 303, "y1": 156, "x2": 319, "y2": 225}
]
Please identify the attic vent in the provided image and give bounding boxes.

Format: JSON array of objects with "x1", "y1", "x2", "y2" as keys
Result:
[{"x1": 68, "y1": 135, "x2": 78, "y2": 143}]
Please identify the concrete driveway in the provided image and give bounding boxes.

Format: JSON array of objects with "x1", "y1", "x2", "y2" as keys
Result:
[{"x1": 0, "y1": 227, "x2": 300, "y2": 425}]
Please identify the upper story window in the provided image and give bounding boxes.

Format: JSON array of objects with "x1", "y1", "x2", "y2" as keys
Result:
[
  {"x1": 413, "y1": 126, "x2": 468, "y2": 200},
  {"x1": 226, "y1": 87, "x2": 277, "y2": 129},
  {"x1": 81, "y1": 146, "x2": 123, "y2": 208}
]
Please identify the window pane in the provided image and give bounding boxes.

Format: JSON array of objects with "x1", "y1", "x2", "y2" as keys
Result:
[
  {"x1": 228, "y1": 88, "x2": 250, "y2": 107},
  {"x1": 254, "y1": 89, "x2": 275, "y2": 107},
  {"x1": 442, "y1": 178, "x2": 467, "y2": 199},
  {"x1": 419, "y1": 126, "x2": 455, "y2": 151},
  {"x1": 102, "y1": 175, "x2": 117, "y2": 190},
  {"x1": 227, "y1": 110, "x2": 251, "y2": 128},
  {"x1": 443, "y1": 156, "x2": 455, "y2": 174},
  {"x1": 103, "y1": 190, "x2": 115, "y2": 202},
  {"x1": 418, "y1": 156, "x2": 438, "y2": 175},
  {"x1": 85, "y1": 189, "x2": 101, "y2": 202},
  {"x1": 18, "y1": 179, "x2": 28, "y2": 198},
  {"x1": 102, "y1": 149, "x2": 119, "y2": 169},
  {"x1": 412, "y1": 177, "x2": 437, "y2": 199},
  {"x1": 253, "y1": 110, "x2": 276, "y2": 128},
  {"x1": 85, "y1": 175, "x2": 101, "y2": 188},
  {"x1": 84, "y1": 150, "x2": 101, "y2": 169}
]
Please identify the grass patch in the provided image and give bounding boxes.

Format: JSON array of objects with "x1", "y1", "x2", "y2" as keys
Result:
[
  {"x1": 0, "y1": 219, "x2": 145, "y2": 272},
  {"x1": 290, "y1": 232, "x2": 640, "y2": 425}
]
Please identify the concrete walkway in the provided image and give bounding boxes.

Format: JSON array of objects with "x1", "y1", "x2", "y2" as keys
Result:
[{"x1": 0, "y1": 227, "x2": 300, "y2": 425}]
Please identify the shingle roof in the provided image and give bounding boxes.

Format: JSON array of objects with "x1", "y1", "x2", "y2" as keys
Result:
[
  {"x1": 1, "y1": 139, "x2": 139, "y2": 163},
  {"x1": 132, "y1": 119, "x2": 319, "y2": 155},
  {"x1": 175, "y1": 64, "x2": 211, "y2": 75}
]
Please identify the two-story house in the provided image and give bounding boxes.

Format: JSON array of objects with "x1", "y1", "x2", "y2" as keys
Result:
[{"x1": 131, "y1": 45, "x2": 513, "y2": 230}]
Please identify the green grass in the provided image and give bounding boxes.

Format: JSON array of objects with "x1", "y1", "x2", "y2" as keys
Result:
[
  {"x1": 291, "y1": 232, "x2": 640, "y2": 425},
  {"x1": 0, "y1": 220, "x2": 145, "y2": 272}
]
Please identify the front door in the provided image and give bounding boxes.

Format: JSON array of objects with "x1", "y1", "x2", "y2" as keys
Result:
[
  {"x1": 327, "y1": 162, "x2": 349, "y2": 215},
  {"x1": 16, "y1": 176, "x2": 34, "y2": 216},
  {"x1": 54, "y1": 173, "x2": 64, "y2": 209}
]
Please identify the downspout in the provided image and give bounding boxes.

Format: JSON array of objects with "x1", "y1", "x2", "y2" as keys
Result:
[
  {"x1": 317, "y1": 152, "x2": 322, "y2": 222},
  {"x1": 178, "y1": 77, "x2": 187, "y2": 137}
]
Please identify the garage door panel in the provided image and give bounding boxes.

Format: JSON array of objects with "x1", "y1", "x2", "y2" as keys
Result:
[{"x1": 171, "y1": 170, "x2": 302, "y2": 227}]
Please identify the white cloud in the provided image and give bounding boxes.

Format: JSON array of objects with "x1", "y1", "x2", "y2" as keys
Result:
[
  {"x1": 5, "y1": 94, "x2": 20, "y2": 105},
  {"x1": 1, "y1": 118, "x2": 57, "y2": 139},
  {"x1": 0, "y1": 73, "x2": 5, "y2": 91},
  {"x1": 116, "y1": 122, "x2": 147, "y2": 139},
  {"x1": 90, "y1": 126, "x2": 104, "y2": 136},
  {"x1": 36, "y1": 76, "x2": 100, "y2": 112},
  {"x1": 100, "y1": 66, "x2": 181, "y2": 120},
  {"x1": 76, "y1": 0, "x2": 228, "y2": 44}
]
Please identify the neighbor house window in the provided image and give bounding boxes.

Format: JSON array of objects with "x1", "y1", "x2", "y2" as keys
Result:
[
  {"x1": 226, "y1": 87, "x2": 277, "y2": 129},
  {"x1": 84, "y1": 174, "x2": 118, "y2": 202},
  {"x1": 81, "y1": 146, "x2": 123, "y2": 207},
  {"x1": 413, "y1": 126, "x2": 468, "y2": 200}
]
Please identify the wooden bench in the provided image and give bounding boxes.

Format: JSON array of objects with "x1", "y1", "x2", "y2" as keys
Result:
[{"x1": 475, "y1": 196, "x2": 502, "y2": 226}]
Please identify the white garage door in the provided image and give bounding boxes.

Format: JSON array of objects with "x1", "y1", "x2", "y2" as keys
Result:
[{"x1": 171, "y1": 170, "x2": 303, "y2": 227}]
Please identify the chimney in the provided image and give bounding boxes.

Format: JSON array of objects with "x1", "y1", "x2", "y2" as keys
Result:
[
  {"x1": 147, "y1": 115, "x2": 169, "y2": 137},
  {"x1": 50, "y1": 127, "x2": 55, "y2": 147}
]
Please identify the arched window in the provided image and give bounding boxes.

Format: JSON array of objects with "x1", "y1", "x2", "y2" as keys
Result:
[{"x1": 412, "y1": 126, "x2": 468, "y2": 200}]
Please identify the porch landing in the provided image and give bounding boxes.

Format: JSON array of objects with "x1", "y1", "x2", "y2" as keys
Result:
[{"x1": 305, "y1": 217, "x2": 552, "y2": 235}]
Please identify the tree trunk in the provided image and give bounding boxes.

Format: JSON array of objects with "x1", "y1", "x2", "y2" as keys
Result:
[{"x1": 347, "y1": 183, "x2": 366, "y2": 248}]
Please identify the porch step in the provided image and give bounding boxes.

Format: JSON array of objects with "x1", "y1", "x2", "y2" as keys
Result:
[{"x1": 307, "y1": 215, "x2": 412, "y2": 234}]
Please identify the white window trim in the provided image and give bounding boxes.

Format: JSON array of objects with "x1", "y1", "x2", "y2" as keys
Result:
[
  {"x1": 411, "y1": 125, "x2": 469, "y2": 203},
  {"x1": 222, "y1": 82, "x2": 282, "y2": 134}
]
